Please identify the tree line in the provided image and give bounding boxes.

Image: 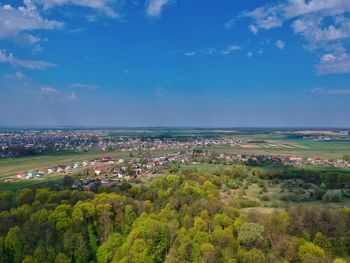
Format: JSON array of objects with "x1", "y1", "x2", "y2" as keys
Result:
[{"x1": 0, "y1": 166, "x2": 349, "y2": 262}]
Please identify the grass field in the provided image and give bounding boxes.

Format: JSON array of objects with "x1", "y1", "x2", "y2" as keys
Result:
[
  {"x1": 205, "y1": 137, "x2": 350, "y2": 159},
  {"x1": 0, "y1": 150, "x2": 130, "y2": 179}
]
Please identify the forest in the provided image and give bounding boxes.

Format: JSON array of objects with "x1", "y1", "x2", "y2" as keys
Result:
[{"x1": 0, "y1": 166, "x2": 349, "y2": 263}]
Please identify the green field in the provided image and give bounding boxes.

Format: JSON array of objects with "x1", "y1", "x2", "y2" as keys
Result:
[
  {"x1": 205, "y1": 137, "x2": 350, "y2": 159},
  {"x1": 0, "y1": 151, "x2": 128, "y2": 177}
]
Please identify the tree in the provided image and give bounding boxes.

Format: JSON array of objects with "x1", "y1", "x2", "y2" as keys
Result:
[
  {"x1": 237, "y1": 223, "x2": 265, "y2": 249},
  {"x1": 55, "y1": 253, "x2": 71, "y2": 263},
  {"x1": 114, "y1": 214, "x2": 170, "y2": 263},
  {"x1": 0, "y1": 191, "x2": 16, "y2": 211},
  {"x1": 22, "y1": 256, "x2": 39, "y2": 263},
  {"x1": 97, "y1": 233, "x2": 123, "y2": 263},
  {"x1": 313, "y1": 232, "x2": 331, "y2": 253},
  {"x1": 240, "y1": 248, "x2": 267, "y2": 263},
  {"x1": 4, "y1": 226, "x2": 24, "y2": 263},
  {"x1": 200, "y1": 243, "x2": 216, "y2": 263},
  {"x1": 297, "y1": 242, "x2": 325, "y2": 263},
  {"x1": 16, "y1": 188, "x2": 34, "y2": 206},
  {"x1": 97, "y1": 204, "x2": 113, "y2": 242},
  {"x1": 35, "y1": 188, "x2": 51, "y2": 203}
]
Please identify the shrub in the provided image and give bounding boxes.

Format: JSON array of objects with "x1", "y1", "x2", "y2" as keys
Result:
[
  {"x1": 260, "y1": 195, "x2": 270, "y2": 201},
  {"x1": 322, "y1": 190, "x2": 343, "y2": 202},
  {"x1": 237, "y1": 223, "x2": 265, "y2": 249}
]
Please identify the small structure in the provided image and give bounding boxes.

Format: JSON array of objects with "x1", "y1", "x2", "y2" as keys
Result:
[
  {"x1": 95, "y1": 167, "x2": 107, "y2": 176},
  {"x1": 17, "y1": 172, "x2": 26, "y2": 179}
]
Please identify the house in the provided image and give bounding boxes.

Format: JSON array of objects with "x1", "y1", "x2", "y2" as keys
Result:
[
  {"x1": 47, "y1": 168, "x2": 56, "y2": 174},
  {"x1": 57, "y1": 165, "x2": 65, "y2": 173},
  {"x1": 95, "y1": 167, "x2": 107, "y2": 176},
  {"x1": 25, "y1": 172, "x2": 33, "y2": 179},
  {"x1": 17, "y1": 172, "x2": 26, "y2": 179},
  {"x1": 118, "y1": 171, "x2": 126, "y2": 179},
  {"x1": 290, "y1": 156, "x2": 303, "y2": 162},
  {"x1": 27, "y1": 170, "x2": 37, "y2": 178},
  {"x1": 36, "y1": 169, "x2": 45, "y2": 177},
  {"x1": 102, "y1": 156, "x2": 112, "y2": 162}
]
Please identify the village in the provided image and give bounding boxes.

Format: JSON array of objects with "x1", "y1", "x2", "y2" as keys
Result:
[
  {"x1": 13, "y1": 146, "x2": 350, "y2": 192},
  {"x1": 0, "y1": 129, "x2": 265, "y2": 158}
]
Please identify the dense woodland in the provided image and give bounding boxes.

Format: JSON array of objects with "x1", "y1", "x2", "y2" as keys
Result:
[{"x1": 0, "y1": 166, "x2": 350, "y2": 263}]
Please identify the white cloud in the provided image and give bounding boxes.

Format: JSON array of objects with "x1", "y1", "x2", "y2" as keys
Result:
[
  {"x1": 221, "y1": 45, "x2": 241, "y2": 55},
  {"x1": 184, "y1": 48, "x2": 216, "y2": 57},
  {"x1": 0, "y1": 49, "x2": 56, "y2": 70},
  {"x1": 67, "y1": 92, "x2": 77, "y2": 100},
  {"x1": 249, "y1": 24, "x2": 258, "y2": 34},
  {"x1": 239, "y1": 0, "x2": 350, "y2": 75},
  {"x1": 184, "y1": 51, "x2": 196, "y2": 56},
  {"x1": 146, "y1": 0, "x2": 172, "y2": 17},
  {"x1": 69, "y1": 83, "x2": 99, "y2": 90},
  {"x1": 247, "y1": 51, "x2": 253, "y2": 58},
  {"x1": 5, "y1": 71, "x2": 27, "y2": 80},
  {"x1": 33, "y1": 0, "x2": 118, "y2": 18},
  {"x1": 202, "y1": 48, "x2": 216, "y2": 55},
  {"x1": 41, "y1": 86, "x2": 59, "y2": 94},
  {"x1": 311, "y1": 87, "x2": 350, "y2": 95},
  {"x1": 225, "y1": 18, "x2": 235, "y2": 29},
  {"x1": 0, "y1": 2, "x2": 63, "y2": 44},
  {"x1": 243, "y1": 0, "x2": 350, "y2": 31},
  {"x1": 315, "y1": 52, "x2": 350, "y2": 75},
  {"x1": 276, "y1": 40, "x2": 285, "y2": 49},
  {"x1": 321, "y1": 53, "x2": 337, "y2": 62}
]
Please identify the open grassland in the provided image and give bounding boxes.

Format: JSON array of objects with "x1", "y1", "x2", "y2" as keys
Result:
[
  {"x1": 207, "y1": 138, "x2": 350, "y2": 159},
  {"x1": 0, "y1": 151, "x2": 129, "y2": 179}
]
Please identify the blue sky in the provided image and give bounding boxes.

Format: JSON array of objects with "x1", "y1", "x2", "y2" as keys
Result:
[{"x1": 0, "y1": 0, "x2": 350, "y2": 127}]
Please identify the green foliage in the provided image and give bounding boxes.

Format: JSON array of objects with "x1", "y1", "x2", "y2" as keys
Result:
[
  {"x1": 0, "y1": 166, "x2": 348, "y2": 262},
  {"x1": 322, "y1": 190, "x2": 343, "y2": 202},
  {"x1": 96, "y1": 233, "x2": 123, "y2": 263},
  {"x1": 237, "y1": 223, "x2": 265, "y2": 249},
  {"x1": 297, "y1": 242, "x2": 325, "y2": 263},
  {"x1": 5, "y1": 226, "x2": 24, "y2": 263},
  {"x1": 239, "y1": 248, "x2": 267, "y2": 263}
]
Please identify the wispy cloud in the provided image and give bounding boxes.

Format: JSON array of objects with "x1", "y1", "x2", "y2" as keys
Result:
[
  {"x1": 0, "y1": 2, "x2": 63, "y2": 45},
  {"x1": 5, "y1": 72, "x2": 28, "y2": 80},
  {"x1": 225, "y1": 18, "x2": 235, "y2": 29},
  {"x1": 41, "y1": 86, "x2": 59, "y2": 95},
  {"x1": 276, "y1": 40, "x2": 285, "y2": 49},
  {"x1": 236, "y1": 0, "x2": 350, "y2": 75},
  {"x1": 184, "y1": 51, "x2": 196, "y2": 56},
  {"x1": 67, "y1": 92, "x2": 77, "y2": 100},
  {"x1": 221, "y1": 45, "x2": 241, "y2": 55},
  {"x1": 311, "y1": 87, "x2": 350, "y2": 95},
  {"x1": 0, "y1": 49, "x2": 56, "y2": 70},
  {"x1": 33, "y1": 0, "x2": 118, "y2": 18},
  {"x1": 184, "y1": 48, "x2": 216, "y2": 57},
  {"x1": 69, "y1": 83, "x2": 99, "y2": 90},
  {"x1": 315, "y1": 53, "x2": 350, "y2": 75},
  {"x1": 249, "y1": 24, "x2": 258, "y2": 35},
  {"x1": 247, "y1": 52, "x2": 253, "y2": 58},
  {"x1": 146, "y1": 0, "x2": 173, "y2": 17}
]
